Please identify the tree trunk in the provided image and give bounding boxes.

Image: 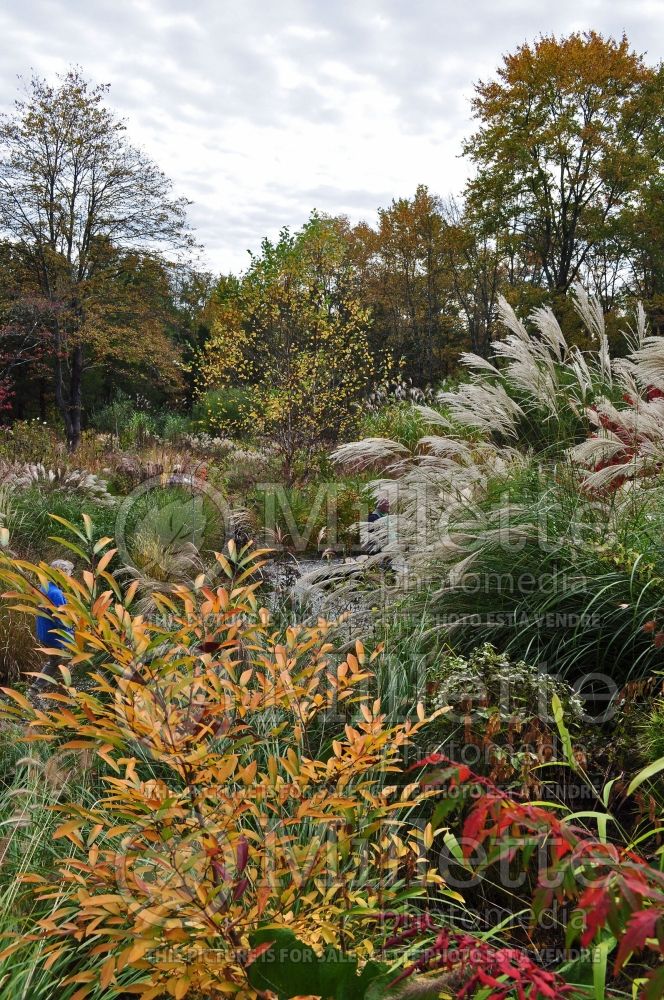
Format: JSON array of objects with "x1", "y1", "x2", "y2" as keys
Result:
[
  {"x1": 67, "y1": 344, "x2": 83, "y2": 450},
  {"x1": 38, "y1": 378, "x2": 46, "y2": 422},
  {"x1": 53, "y1": 330, "x2": 83, "y2": 450},
  {"x1": 53, "y1": 333, "x2": 72, "y2": 446}
]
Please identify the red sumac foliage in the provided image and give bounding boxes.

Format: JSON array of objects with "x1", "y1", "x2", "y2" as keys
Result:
[{"x1": 414, "y1": 755, "x2": 664, "y2": 998}]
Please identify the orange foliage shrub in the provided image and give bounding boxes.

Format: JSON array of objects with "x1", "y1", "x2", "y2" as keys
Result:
[{"x1": 0, "y1": 528, "x2": 446, "y2": 999}]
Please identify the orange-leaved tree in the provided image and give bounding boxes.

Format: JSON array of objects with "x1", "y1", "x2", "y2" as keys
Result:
[
  {"x1": 0, "y1": 521, "x2": 449, "y2": 999},
  {"x1": 464, "y1": 31, "x2": 664, "y2": 298}
]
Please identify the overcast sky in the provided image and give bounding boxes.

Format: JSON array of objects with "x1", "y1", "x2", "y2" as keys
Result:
[{"x1": 0, "y1": 0, "x2": 662, "y2": 274}]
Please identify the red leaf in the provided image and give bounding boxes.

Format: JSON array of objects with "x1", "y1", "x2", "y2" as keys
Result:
[{"x1": 615, "y1": 909, "x2": 662, "y2": 972}]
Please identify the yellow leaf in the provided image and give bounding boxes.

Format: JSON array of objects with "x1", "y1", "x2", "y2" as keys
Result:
[
  {"x1": 86, "y1": 823, "x2": 104, "y2": 847},
  {"x1": 69, "y1": 990, "x2": 93, "y2": 1000},
  {"x1": 0, "y1": 940, "x2": 24, "y2": 962},
  {"x1": 62, "y1": 969, "x2": 97, "y2": 984},
  {"x1": 214, "y1": 755, "x2": 238, "y2": 783},
  {"x1": 79, "y1": 893, "x2": 123, "y2": 907},
  {"x1": 1, "y1": 687, "x2": 33, "y2": 711},
  {"x1": 93, "y1": 536, "x2": 114, "y2": 554},
  {"x1": 172, "y1": 977, "x2": 190, "y2": 999}
]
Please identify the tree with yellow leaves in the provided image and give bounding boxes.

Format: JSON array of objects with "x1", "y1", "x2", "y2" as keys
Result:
[{"x1": 199, "y1": 213, "x2": 374, "y2": 478}]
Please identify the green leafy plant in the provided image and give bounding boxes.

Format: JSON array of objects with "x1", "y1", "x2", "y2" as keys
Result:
[
  {"x1": 192, "y1": 387, "x2": 257, "y2": 439},
  {"x1": 90, "y1": 393, "x2": 138, "y2": 438}
]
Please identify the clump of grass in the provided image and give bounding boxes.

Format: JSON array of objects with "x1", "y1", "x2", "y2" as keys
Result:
[
  {"x1": 395, "y1": 467, "x2": 664, "y2": 684},
  {"x1": 0, "y1": 604, "x2": 40, "y2": 684},
  {"x1": 640, "y1": 695, "x2": 664, "y2": 763},
  {"x1": 0, "y1": 733, "x2": 149, "y2": 997},
  {"x1": 160, "y1": 412, "x2": 191, "y2": 442},
  {"x1": 5, "y1": 489, "x2": 117, "y2": 562},
  {"x1": 252, "y1": 478, "x2": 373, "y2": 554},
  {"x1": 358, "y1": 402, "x2": 434, "y2": 451}
]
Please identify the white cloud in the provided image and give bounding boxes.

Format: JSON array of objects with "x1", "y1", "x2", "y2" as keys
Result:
[{"x1": 0, "y1": 0, "x2": 662, "y2": 273}]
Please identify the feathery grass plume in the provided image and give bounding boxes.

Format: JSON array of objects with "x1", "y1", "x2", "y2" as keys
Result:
[
  {"x1": 438, "y1": 379, "x2": 525, "y2": 438},
  {"x1": 568, "y1": 346, "x2": 593, "y2": 399},
  {"x1": 492, "y1": 301, "x2": 562, "y2": 414},
  {"x1": 496, "y1": 295, "x2": 531, "y2": 344},
  {"x1": 323, "y1": 290, "x2": 664, "y2": 685},
  {"x1": 627, "y1": 336, "x2": 664, "y2": 392},
  {"x1": 572, "y1": 282, "x2": 606, "y2": 343},
  {"x1": 578, "y1": 457, "x2": 646, "y2": 493},
  {"x1": 436, "y1": 287, "x2": 621, "y2": 451},
  {"x1": 456, "y1": 352, "x2": 501, "y2": 376},
  {"x1": 331, "y1": 436, "x2": 413, "y2": 474},
  {"x1": 412, "y1": 404, "x2": 453, "y2": 428},
  {"x1": 568, "y1": 430, "x2": 627, "y2": 467},
  {"x1": 0, "y1": 462, "x2": 116, "y2": 507},
  {"x1": 529, "y1": 305, "x2": 568, "y2": 359}
]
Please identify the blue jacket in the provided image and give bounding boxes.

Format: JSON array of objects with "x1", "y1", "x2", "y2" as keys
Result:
[{"x1": 36, "y1": 582, "x2": 72, "y2": 650}]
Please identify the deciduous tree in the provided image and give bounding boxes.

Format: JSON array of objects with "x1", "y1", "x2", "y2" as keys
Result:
[
  {"x1": 465, "y1": 32, "x2": 664, "y2": 297},
  {"x1": 199, "y1": 213, "x2": 374, "y2": 477},
  {"x1": 0, "y1": 68, "x2": 191, "y2": 446},
  {"x1": 441, "y1": 197, "x2": 504, "y2": 357},
  {"x1": 353, "y1": 186, "x2": 460, "y2": 382}
]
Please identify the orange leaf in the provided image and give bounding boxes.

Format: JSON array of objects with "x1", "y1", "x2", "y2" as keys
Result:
[
  {"x1": 100, "y1": 955, "x2": 116, "y2": 989},
  {"x1": 54, "y1": 820, "x2": 82, "y2": 841}
]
